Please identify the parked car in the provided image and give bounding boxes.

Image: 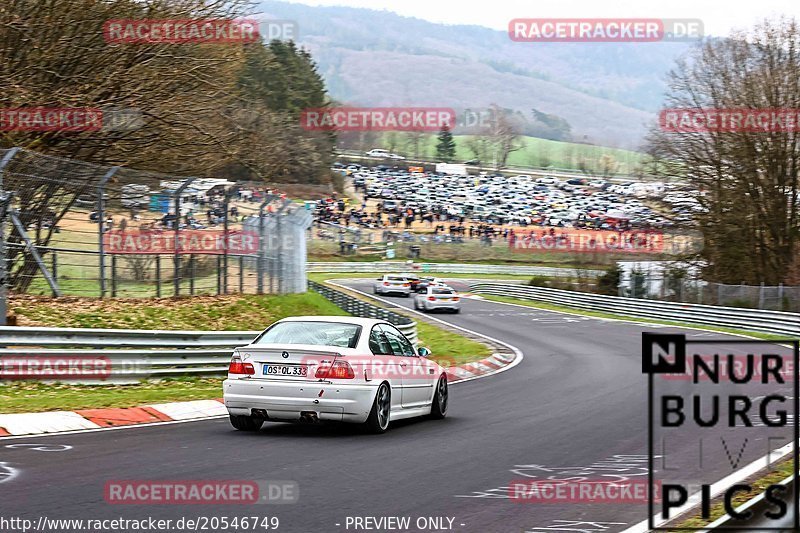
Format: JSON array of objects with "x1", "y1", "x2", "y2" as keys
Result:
[
  {"x1": 373, "y1": 275, "x2": 412, "y2": 296},
  {"x1": 223, "y1": 316, "x2": 448, "y2": 434},
  {"x1": 414, "y1": 286, "x2": 461, "y2": 313}
]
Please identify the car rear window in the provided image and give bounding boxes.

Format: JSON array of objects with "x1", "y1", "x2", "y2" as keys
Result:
[
  {"x1": 254, "y1": 322, "x2": 361, "y2": 348},
  {"x1": 432, "y1": 288, "x2": 454, "y2": 295},
  {"x1": 387, "y1": 276, "x2": 407, "y2": 282}
]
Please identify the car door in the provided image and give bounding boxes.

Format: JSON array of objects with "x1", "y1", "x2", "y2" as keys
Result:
[
  {"x1": 379, "y1": 324, "x2": 433, "y2": 408},
  {"x1": 367, "y1": 325, "x2": 403, "y2": 411}
]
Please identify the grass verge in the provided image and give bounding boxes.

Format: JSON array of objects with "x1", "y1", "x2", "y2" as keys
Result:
[
  {"x1": 670, "y1": 456, "x2": 794, "y2": 530},
  {"x1": 0, "y1": 377, "x2": 222, "y2": 414},
  {"x1": 4, "y1": 288, "x2": 492, "y2": 414}
]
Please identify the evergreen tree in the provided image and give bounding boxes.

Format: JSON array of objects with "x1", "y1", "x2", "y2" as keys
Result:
[{"x1": 435, "y1": 125, "x2": 456, "y2": 162}]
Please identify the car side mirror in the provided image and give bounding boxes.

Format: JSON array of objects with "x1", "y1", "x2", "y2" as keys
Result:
[{"x1": 417, "y1": 346, "x2": 432, "y2": 357}]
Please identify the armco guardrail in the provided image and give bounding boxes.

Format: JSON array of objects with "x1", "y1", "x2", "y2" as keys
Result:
[
  {"x1": 308, "y1": 280, "x2": 418, "y2": 345},
  {"x1": 308, "y1": 262, "x2": 602, "y2": 277},
  {"x1": 0, "y1": 327, "x2": 260, "y2": 382},
  {"x1": 469, "y1": 282, "x2": 800, "y2": 337}
]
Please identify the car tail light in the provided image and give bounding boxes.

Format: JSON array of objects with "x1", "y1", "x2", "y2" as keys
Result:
[
  {"x1": 228, "y1": 357, "x2": 254, "y2": 375},
  {"x1": 403, "y1": 283, "x2": 410, "y2": 287},
  {"x1": 315, "y1": 360, "x2": 355, "y2": 379},
  {"x1": 452, "y1": 297, "x2": 460, "y2": 301},
  {"x1": 427, "y1": 296, "x2": 436, "y2": 301},
  {"x1": 383, "y1": 282, "x2": 390, "y2": 286}
]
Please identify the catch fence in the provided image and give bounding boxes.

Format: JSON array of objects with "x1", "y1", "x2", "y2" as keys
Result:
[{"x1": 0, "y1": 147, "x2": 313, "y2": 315}]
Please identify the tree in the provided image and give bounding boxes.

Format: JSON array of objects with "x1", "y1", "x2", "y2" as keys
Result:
[
  {"x1": 465, "y1": 105, "x2": 523, "y2": 169},
  {"x1": 0, "y1": 0, "x2": 335, "y2": 291},
  {"x1": 596, "y1": 264, "x2": 622, "y2": 295},
  {"x1": 435, "y1": 125, "x2": 456, "y2": 162},
  {"x1": 646, "y1": 18, "x2": 800, "y2": 285},
  {"x1": 404, "y1": 130, "x2": 428, "y2": 160}
]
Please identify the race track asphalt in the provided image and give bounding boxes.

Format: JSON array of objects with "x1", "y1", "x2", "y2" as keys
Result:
[{"x1": 1, "y1": 278, "x2": 795, "y2": 533}]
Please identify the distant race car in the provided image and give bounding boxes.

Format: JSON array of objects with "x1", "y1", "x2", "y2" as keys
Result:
[
  {"x1": 223, "y1": 316, "x2": 448, "y2": 433},
  {"x1": 414, "y1": 286, "x2": 461, "y2": 313},
  {"x1": 414, "y1": 276, "x2": 446, "y2": 293},
  {"x1": 373, "y1": 274, "x2": 412, "y2": 296}
]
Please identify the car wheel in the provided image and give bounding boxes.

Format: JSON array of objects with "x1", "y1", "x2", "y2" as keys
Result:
[
  {"x1": 229, "y1": 414, "x2": 263, "y2": 431},
  {"x1": 365, "y1": 382, "x2": 391, "y2": 434},
  {"x1": 430, "y1": 376, "x2": 448, "y2": 419}
]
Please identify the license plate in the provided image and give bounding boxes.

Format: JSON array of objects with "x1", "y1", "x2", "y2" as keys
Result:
[
  {"x1": 263, "y1": 364, "x2": 308, "y2": 377},
  {"x1": 439, "y1": 298, "x2": 451, "y2": 301}
]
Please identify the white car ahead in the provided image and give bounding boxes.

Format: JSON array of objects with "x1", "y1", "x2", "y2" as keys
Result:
[
  {"x1": 414, "y1": 286, "x2": 461, "y2": 313},
  {"x1": 374, "y1": 274, "x2": 412, "y2": 296},
  {"x1": 223, "y1": 316, "x2": 449, "y2": 433}
]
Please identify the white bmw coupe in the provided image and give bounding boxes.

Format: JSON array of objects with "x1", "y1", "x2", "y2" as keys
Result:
[{"x1": 223, "y1": 316, "x2": 449, "y2": 433}]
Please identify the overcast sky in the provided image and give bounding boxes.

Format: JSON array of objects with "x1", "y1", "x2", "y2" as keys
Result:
[{"x1": 280, "y1": 0, "x2": 797, "y2": 37}]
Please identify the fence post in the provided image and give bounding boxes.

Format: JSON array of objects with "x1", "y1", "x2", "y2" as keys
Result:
[
  {"x1": 190, "y1": 255, "x2": 195, "y2": 295},
  {"x1": 257, "y1": 194, "x2": 277, "y2": 295},
  {"x1": 97, "y1": 166, "x2": 120, "y2": 298},
  {"x1": 172, "y1": 177, "x2": 197, "y2": 297},
  {"x1": 51, "y1": 249, "x2": 57, "y2": 283},
  {"x1": 0, "y1": 148, "x2": 20, "y2": 325},
  {"x1": 111, "y1": 255, "x2": 117, "y2": 297},
  {"x1": 274, "y1": 200, "x2": 291, "y2": 294},
  {"x1": 155, "y1": 255, "x2": 161, "y2": 298},
  {"x1": 216, "y1": 255, "x2": 222, "y2": 295},
  {"x1": 758, "y1": 282, "x2": 765, "y2": 309},
  {"x1": 239, "y1": 255, "x2": 244, "y2": 293}
]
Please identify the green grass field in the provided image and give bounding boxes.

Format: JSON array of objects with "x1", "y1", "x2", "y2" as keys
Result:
[{"x1": 369, "y1": 132, "x2": 646, "y2": 175}]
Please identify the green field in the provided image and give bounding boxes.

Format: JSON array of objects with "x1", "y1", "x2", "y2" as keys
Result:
[{"x1": 369, "y1": 133, "x2": 647, "y2": 176}]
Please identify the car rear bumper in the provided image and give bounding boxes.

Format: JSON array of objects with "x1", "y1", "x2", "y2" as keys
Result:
[
  {"x1": 425, "y1": 300, "x2": 461, "y2": 310},
  {"x1": 223, "y1": 378, "x2": 376, "y2": 423},
  {"x1": 376, "y1": 285, "x2": 411, "y2": 295}
]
